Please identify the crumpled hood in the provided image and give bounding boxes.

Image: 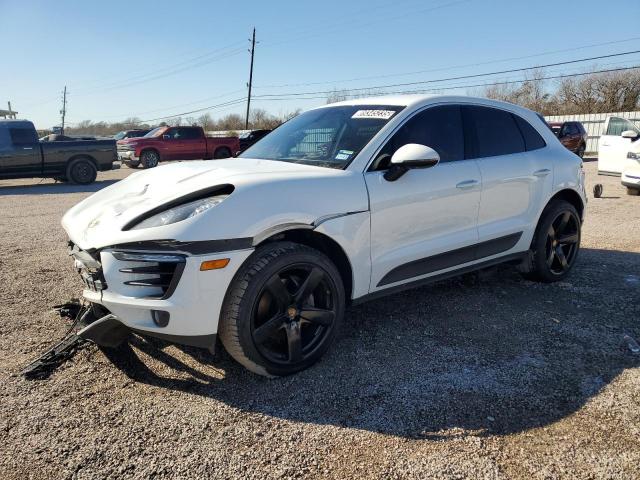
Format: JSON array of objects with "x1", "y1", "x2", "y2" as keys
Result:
[{"x1": 62, "y1": 159, "x2": 367, "y2": 250}]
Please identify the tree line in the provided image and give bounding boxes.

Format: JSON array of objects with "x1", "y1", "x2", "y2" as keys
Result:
[
  {"x1": 58, "y1": 68, "x2": 640, "y2": 137},
  {"x1": 61, "y1": 108, "x2": 300, "y2": 137},
  {"x1": 326, "y1": 69, "x2": 640, "y2": 116}
]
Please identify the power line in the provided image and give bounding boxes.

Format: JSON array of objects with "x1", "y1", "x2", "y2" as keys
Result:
[
  {"x1": 256, "y1": 36, "x2": 640, "y2": 89},
  {"x1": 137, "y1": 97, "x2": 248, "y2": 123},
  {"x1": 70, "y1": 41, "x2": 247, "y2": 95},
  {"x1": 249, "y1": 65, "x2": 640, "y2": 102},
  {"x1": 252, "y1": 49, "x2": 640, "y2": 99}
]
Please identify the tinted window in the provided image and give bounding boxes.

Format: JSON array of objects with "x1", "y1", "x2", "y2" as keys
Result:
[
  {"x1": 377, "y1": 105, "x2": 464, "y2": 166},
  {"x1": 9, "y1": 127, "x2": 38, "y2": 145},
  {"x1": 513, "y1": 115, "x2": 546, "y2": 151},
  {"x1": 606, "y1": 117, "x2": 640, "y2": 136},
  {"x1": 178, "y1": 127, "x2": 201, "y2": 140},
  {"x1": 465, "y1": 106, "x2": 525, "y2": 158}
]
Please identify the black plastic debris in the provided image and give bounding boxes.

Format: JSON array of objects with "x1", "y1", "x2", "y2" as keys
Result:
[{"x1": 21, "y1": 300, "x2": 91, "y2": 380}]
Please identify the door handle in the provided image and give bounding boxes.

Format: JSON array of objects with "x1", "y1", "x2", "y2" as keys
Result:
[
  {"x1": 456, "y1": 179, "x2": 479, "y2": 189},
  {"x1": 22, "y1": 147, "x2": 33, "y2": 150},
  {"x1": 533, "y1": 168, "x2": 551, "y2": 177}
]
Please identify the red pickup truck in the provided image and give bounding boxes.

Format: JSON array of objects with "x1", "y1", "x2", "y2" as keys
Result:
[{"x1": 116, "y1": 126, "x2": 239, "y2": 168}]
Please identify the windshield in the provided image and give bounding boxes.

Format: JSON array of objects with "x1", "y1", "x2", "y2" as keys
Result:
[
  {"x1": 239, "y1": 105, "x2": 404, "y2": 168},
  {"x1": 113, "y1": 131, "x2": 126, "y2": 140},
  {"x1": 144, "y1": 127, "x2": 165, "y2": 138}
]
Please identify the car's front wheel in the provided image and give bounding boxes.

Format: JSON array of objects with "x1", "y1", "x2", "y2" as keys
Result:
[
  {"x1": 627, "y1": 187, "x2": 640, "y2": 196},
  {"x1": 140, "y1": 150, "x2": 160, "y2": 168},
  {"x1": 219, "y1": 242, "x2": 345, "y2": 377},
  {"x1": 525, "y1": 200, "x2": 581, "y2": 282}
]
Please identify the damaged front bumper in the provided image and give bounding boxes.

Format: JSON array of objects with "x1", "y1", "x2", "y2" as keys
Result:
[{"x1": 68, "y1": 242, "x2": 254, "y2": 351}]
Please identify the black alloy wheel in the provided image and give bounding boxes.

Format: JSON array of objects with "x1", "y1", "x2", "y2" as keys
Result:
[
  {"x1": 544, "y1": 210, "x2": 580, "y2": 276},
  {"x1": 524, "y1": 200, "x2": 581, "y2": 283},
  {"x1": 251, "y1": 264, "x2": 337, "y2": 366},
  {"x1": 218, "y1": 242, "x2": 345, "y2": 376}
]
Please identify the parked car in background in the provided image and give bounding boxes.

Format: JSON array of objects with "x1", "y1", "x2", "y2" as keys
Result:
[
  {"x1": 63, "y1": 95, "x2": 586, "y2": 376},
  {"x1": 598, "y1": 116, "x2": 640, "y2": 176},
  {"x1": 117, "y1": 126, "x2": 239, "y2": 168},
  {"x1": 548, "y1": 121, "x2": 587, "y2": 158},
  {"x1": 238, "y1": 129, "x2": 272, "y2": 152},
  {"x1": 0, "y1": 120, "x2": 118, "y2": 184},
  {"x1": 113, "y1": 129, "x2": 150, "y2": 140}
]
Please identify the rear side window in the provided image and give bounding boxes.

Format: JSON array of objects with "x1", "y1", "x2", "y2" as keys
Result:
[
  {"x1": 9, "y1": 127, "x2": 38, "y2": 145},
  {"x1": 465, "y1": 106, "x2": 525, "y2": 158},
  {"x1": 513, "y1": 115, "x2": 546, "y2": 151},
  {"x1": 606, "y1": 117, "x2": 640, "y2": 136},
  {"x1": 380, "y1": 105, "x2": 465, "y2": 163},
  {"x1": 179, "y1": 127, "x2": 201, "y2": 140}
]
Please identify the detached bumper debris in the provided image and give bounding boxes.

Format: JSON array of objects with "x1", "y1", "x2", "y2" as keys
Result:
[
  {"x1": 22, "y1": 300, "x2": 90, "y2": 379},
  {"x1": 21, "y1": 301, "x2": 129, "y2": 379},
  {"x1": 22, "y1": 332, "x2": 88, "y2": 379}
]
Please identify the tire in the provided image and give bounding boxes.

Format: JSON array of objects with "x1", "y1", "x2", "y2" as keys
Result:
[
  {"x1": 593, "y1": 184, "x2": 603, "y2": 198},
  {"x1": 213, "y1": 147, "x2": 232, "y2": 159},
  {"x1": 66, "y1": 157, "x2": 97, "y2": 185},
  {"x1": 576, "y1": 144, "x2": 586, "y2": 158},
  {"x1": 525, "y1": 200, "x2": 581, "y2": 283},
  {"x1": 140, "y1": 150, "x2": 160, "y2": 168},
  {"x1": 627, "y1": 187, "x2": 640, "y2": 196},
  {"x1": 219, "y1": 241, "x2": 345, "y2": 377},
  {"x1": 125, "y1": 160, "x2": 140, "y2": 169}
]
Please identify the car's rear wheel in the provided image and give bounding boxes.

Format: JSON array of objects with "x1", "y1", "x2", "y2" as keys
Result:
[
  {"x1": 141, "y1": 150, "x2": 159, "y2": 168},
  {"x1": 66, "y1": 157, "x2": 97, "y2": 185},
  {"x1": 627, "y1": 187, "x2": 640, "y2": 196},
  {"x1": 525, "y1": 200, "x2": 581, "y2": 282},
  {"x1": 213, "y1": 147, "x2": 232, "y2": 159},
  {"x1": 219, "y1": 242, "x2": 345, "y2": 377}
]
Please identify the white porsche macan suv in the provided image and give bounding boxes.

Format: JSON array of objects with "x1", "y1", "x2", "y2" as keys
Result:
[{"x1": 62, "y1": 95, "x2": 586, "y2": 376}]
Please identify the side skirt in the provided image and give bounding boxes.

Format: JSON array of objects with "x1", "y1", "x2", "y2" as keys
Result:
[{"x1": 352, "y1": 252, "x2": 528, "y2": 306}]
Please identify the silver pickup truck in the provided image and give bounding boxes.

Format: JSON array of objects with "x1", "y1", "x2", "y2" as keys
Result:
[{"x1": 0, "y1": 120, "x2": 118, "y2": 184}]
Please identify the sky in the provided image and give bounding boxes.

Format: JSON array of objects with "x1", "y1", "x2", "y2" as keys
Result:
[{"x1": 2, "y1": 0, "x2": 640, "y2": 129}]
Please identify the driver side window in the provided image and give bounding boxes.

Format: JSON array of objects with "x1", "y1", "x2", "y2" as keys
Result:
[{"x1": 371, "y1": 105, "x2": 464, "y2": 171}]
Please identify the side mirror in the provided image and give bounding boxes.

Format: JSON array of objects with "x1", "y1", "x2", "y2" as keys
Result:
[
  {"x1": 621, "y1": 130, "x2": 638, "y2": 139},
  {"x1": 384, "y1": 143, "x2": 440, "y2": 181}
]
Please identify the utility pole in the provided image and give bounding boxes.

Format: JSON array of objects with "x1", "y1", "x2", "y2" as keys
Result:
[
  {"x1": 245, "y1": 28, "x2": 256, "y2": 130},
  {"x1": 60, "y1": 86, "x2": 67, "y2": 135}
]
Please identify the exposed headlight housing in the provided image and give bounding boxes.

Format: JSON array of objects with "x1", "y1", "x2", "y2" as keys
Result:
[
  {"x1": 128, "y1": 195, "x2": 228, "y2": 230},
  {"x1": 627, "y1": 152, "x2": 640, "y2": 160}
]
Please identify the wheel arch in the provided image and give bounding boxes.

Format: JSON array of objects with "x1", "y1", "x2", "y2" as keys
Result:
[
  {"x1": 67, "y1": 153, "x2": 98, "y2": 169},
  {"x1": 547, "y1": 188, "x2": 585, "y2": 221},
  {"x1": 214, "y1": 146, "x2": 232, "y2": 159},
  {"x1": 253, "y1": 228, "x2": 354, "y2": 302}
]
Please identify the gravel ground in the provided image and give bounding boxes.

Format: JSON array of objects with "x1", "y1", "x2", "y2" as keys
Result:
[{"x1": 0, "y1": 160, "x2": 639, "y2": 479}]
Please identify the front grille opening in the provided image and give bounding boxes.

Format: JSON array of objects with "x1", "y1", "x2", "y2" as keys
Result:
[{"x1": 113, "y1": 252, "x2": 185, "y2": 299}]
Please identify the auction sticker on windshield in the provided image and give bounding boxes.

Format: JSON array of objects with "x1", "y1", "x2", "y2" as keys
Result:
[{"x1": 352, "y1": 110, "x2": 396, "y2": 120}]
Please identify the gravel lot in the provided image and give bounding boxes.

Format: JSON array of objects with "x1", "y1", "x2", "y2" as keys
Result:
[{"x1": 1, "y1": 160, "x2": 639, "y2": 479}]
